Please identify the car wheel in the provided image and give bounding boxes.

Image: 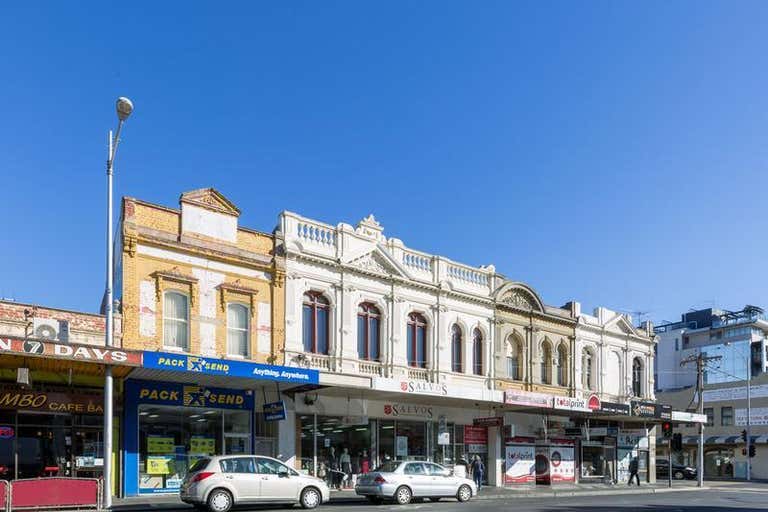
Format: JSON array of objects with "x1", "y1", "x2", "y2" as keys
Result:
[
  {"x1": 207, "y1": 489, "x2": 233, "y2": 512},
  {"x1": 395, "y1": 486, "x2": 412, "y2": 505},
  {"x1": 674, "y1": 471, "x2": 685, "y2": 480},
  {"x1": 457, "y1": 484, "x2": 472, "y2": 502},
  {"x1": 300, "y1": 487, "x2": 322, "y2": 509}
]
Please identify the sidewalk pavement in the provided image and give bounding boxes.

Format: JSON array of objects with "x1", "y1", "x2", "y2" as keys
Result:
[{"x1": 111, "y1": 482, "x2": 705, "y2": 511}]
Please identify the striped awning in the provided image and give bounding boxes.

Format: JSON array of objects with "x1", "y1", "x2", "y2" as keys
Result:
[{"x1": 661, "y1": 435, "x2": 768, "y2": 445}]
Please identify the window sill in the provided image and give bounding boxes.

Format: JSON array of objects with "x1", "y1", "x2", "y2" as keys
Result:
[{"x1": 162, "y1": 346, "x2": 187, "y2": 353}]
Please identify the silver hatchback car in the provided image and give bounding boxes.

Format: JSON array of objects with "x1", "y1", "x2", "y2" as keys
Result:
[
  {"x1": 355, "y1": 461, "x2": 476, "y2": 505},
  {"x1": 180, "y1": 455, "x2": 330, "y2": 512}
]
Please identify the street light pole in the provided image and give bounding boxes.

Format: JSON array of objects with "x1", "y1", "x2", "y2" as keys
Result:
[
  {"x1": 746, "y1": 356, "x2": 751, "y2": 481},
  {"x1": 104, "y1": 97, "x2": 133, "y2": 509}
]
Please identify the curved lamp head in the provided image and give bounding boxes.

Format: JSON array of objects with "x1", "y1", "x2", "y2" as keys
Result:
[{"x1": 116, "y1": 97, "x2": 134, "y2": 121}]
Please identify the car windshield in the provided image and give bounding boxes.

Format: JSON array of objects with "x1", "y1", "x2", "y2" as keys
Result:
[
  {"x1": 373, "y1": 461, "x2": 401, "y2": 473},
  {"x1": 189, "y1": 458, "x2": 210, "y2": 473}
]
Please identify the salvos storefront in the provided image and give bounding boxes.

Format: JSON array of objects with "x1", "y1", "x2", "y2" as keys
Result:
[
  {"x1": 501, "y1": 390, "x2": 654, "y2": 486},
  {"x1": 294, "y1": 379, "x2": 502, "y2": 482}
]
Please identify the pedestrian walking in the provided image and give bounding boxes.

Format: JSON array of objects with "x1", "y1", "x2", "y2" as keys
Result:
[
  {"x1": 627, "y1": 456, "x2": 640, "y2": 486},
  {"x1": 470, "y1": 455, "x2": 485, "y2": 491}
]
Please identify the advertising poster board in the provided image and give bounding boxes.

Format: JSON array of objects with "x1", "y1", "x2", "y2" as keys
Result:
[
  {"x1": 549, "y1": 443, "x2": 575, "y2": 483},
  {"x1": 504, "y1": 443, "x2": 535, "y2": 484},
  {"x1": 147, "y1": 436, "x2": 174, "y2": 454}
]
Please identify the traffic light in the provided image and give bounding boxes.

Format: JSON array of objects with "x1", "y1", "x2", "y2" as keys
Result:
[
  {"x1": 749, "y1": 444, "x2": 756, "y2": 458},
  {"x1": 741, "y1": 430, "x2": 748, "y2": 442},
  {"x1": 672, "y1": 433, "x2": 683, "y2": 452},
  {"x1": 662, "y1": 421, "x2": 673, "y2": 439}
]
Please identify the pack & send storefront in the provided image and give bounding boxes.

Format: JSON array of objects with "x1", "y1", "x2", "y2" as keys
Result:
[{"x1": 124, "y1": 352, "x2": 318, "y2": 496}]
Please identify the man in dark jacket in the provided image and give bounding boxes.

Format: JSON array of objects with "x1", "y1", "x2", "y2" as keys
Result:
[{"x1": 627, "y1": 456, "x2": 640, "y2": 486}]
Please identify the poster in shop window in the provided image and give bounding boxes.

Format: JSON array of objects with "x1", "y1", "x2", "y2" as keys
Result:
[
  {"x1": 617, "y1": 449, "x2": 634, "y2": 483},
  {"x1": 190, "y1": 436, "x2": 215, "y2": 455},
  {"x1": 147, "y1": 436, "x2": 174, "y2": 454},
  {"x1": 504, "y1": 444, "x2": 535, "y2": 484},
  {"x1": 396, "y1": 436, "x2": 408, "y2": 457},
  {"x1": 548, "y1": 445, "x2": 574, "y2": 483},
  {"x1": 147, "y1": 455, "x2": 174, "y2": 475}
]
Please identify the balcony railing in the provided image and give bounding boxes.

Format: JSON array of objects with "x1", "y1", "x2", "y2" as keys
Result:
[
  {"x1": 358, "y1": 361, "x2": 383, "y2": 376},
  {"x1": 407, "y1": 367, "x2": 430, "y2": 381}
]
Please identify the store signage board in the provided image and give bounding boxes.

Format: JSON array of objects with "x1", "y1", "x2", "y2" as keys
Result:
[
  {"x1": 630, "y1": 400, "x2": 657, "y2": 418},
  {"x1": 473, "y1": 416, "x2": 503, "y2": 427},
  {"x1": 505, "y1": 443, "x2": 535, "y2": 484},
  {"x1": 263, "y1": 400, "x2": 287, "y2": 421},
  {"x1": 437, "y1": 432, "x2": 450, "y2": 445},
  {"x1": 658, "y1": 404, "x2": 673, "y2": 420},
  {"x1": 143, "y1": 352, "x2": 319, "y2": 384},
  {"x1": 373, "y1": 378, "x2": 448, "y2": 397},
  {"x1": 382, "y1": 403, "x2": 435, "y2": 419},
  {"x1": 553, "y1": 396, "x2": 591, "y2": 412},
  {"x1": 464, "y1": 426, "x2": 488, "y2": 445},
  {"x1": 0, "y1": 387, "x2": 103, "y2": 414},
  {"x1": 0, "y1": 336, "x2": 142, "y2": 365},
  {"x1": 129, "y1": 380, "x2": 254, "y2": 410},
  {"x1": 0, "y1": 426, "x2": 13, "y2": 439},
  {"x1": 704, "y1": 384, "x2": 768, "y2": 403},
  {"x1": 671, "y1": 411, "x2": 707, "y2": 423},
  {"x1": 736, "y1": 407, "x2": 768, "y2": 426},
  {"x1": 599, "y1": 401, "x2": 631, "y2": 416},
  {"x1": 504, "y1": 390, "x2": 552, "y2": 408},
  {"x1": 190, "y1": 437, "x2": 215, "y2": 454}
]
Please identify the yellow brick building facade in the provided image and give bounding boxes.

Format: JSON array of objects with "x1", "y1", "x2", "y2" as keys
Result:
[{"x1": 118, "y1": 188, "x2": 285, "y2": 363}]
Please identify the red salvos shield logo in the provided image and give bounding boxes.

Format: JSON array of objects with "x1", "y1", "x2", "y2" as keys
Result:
[
  {"x1": 587, "y1": 394, "x2": 601, "y2": 411},
  {"x1": 384, "y1": 405, "x2": 393, "y2": 415},
  {"x1": 400, "y1": 382, "x2": 408, "y2": 392}
]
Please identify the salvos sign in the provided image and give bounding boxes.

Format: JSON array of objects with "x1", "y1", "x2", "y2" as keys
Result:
[{"x1": 0, "y1": 337, "x2": 142, "y2": 365}]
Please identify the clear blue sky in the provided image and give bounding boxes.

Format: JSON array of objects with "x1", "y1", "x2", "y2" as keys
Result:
[{"x1": 2, "y1": 2, "x2": 767, "y2": 324}]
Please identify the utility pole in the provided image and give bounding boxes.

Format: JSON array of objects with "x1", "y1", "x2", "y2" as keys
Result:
[{"x1": 680, "y1": 352, "x2": 721, "y2": 488}]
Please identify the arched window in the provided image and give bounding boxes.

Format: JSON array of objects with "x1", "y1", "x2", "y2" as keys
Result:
[
  {"x1": 357, "y1": 303, "x2": 380, "y2": 361},
  {"x1": 303, "y1": 291, "x2": 329, "y2": 355},
  {"x1": 507, "y1": 336, "x2": 523, "y2": 381},
  {"x1": 472, "y1": 328, "x2": 483, "y2": 376},
  {"x1": 163, "y1": 291, "x2": 189, "y2": 349},
  {"x1": 227, "y1": 303, "x2": 249, "y2": 357},
  {"x1": 557, "y1": 344, "x2": 568, "y2": 386},
  {"x1": 451, "y1": 324, "x2": 463, "y2": 373},
  {"x1": 541, "y1": 341, "x2": 552, "y2": 384},
  {"x1": 583, "y1": 350, "x2": 594, "y2": 390},
  {"x1": 632, "y1": 357, "x2": 643, "y2": 397},
  {"x1": 407, "y1": 313, "x2": 427, "y2": 368}
]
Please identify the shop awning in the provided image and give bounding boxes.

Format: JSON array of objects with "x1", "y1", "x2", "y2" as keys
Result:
[{"x1": 663, "y1": 435, "x2": 768, "y2": 445}]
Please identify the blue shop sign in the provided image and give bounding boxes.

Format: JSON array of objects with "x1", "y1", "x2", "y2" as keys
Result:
[
  {"x1": 126, "y1": 380, "x2": 254, "y2": 410},
  {"x1": 263, "y1": 400, "x2": 286, "y2": 421},
  {"x1": 143, "y1": 351, "x2": 319, "y2": 385}
]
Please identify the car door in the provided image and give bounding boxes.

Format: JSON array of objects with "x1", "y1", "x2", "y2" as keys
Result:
[
  {"x1": 219, "y1": 457, "x2": 260, "y2": 501},
  {"x1": 425, "y1": 463, "x2": 454, "y2": 496},
  {"x1": 255, "y1": 457, "x2": 300, "y2": 501},
  {"x1": 403, "y1": 462, "x2": 432, "y2": 497}
]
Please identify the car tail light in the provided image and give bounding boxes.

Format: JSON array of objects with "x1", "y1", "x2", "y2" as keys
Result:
[
  {"x1": 373, "y1": 475, "x2": 387, "y2": 484},
  {"x1": 190, "y1": 472, "x2": 214, "y2": 483}
]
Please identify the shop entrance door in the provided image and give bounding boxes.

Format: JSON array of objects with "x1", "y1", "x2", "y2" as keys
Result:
[
  {"x1": 16, "y1": 416, "x2": 71, "y2": 479},
  {"x1": 224, "y1": 433, "x2": 251, "y2": 455}
]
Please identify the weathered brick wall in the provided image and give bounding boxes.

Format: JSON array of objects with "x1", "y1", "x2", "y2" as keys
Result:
[
  {"x1": 0, "y1": 300, "x2": 121, "y2": 347},
  {"x1": 120, "y1": 191, "x2": 285, "y2": 363}
]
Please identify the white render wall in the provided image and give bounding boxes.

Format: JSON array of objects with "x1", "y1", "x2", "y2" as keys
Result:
[
  {"x1": 279, "y1": 212, "x2": 496, "y2": 392},
  {"x1": 574, "y1": 305, "x2": 656, "y2": 402}
]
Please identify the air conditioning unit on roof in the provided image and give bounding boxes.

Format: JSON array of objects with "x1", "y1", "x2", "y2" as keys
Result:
[{"x1": 32, "y1": 318, "x2": 69, "y2": 342}]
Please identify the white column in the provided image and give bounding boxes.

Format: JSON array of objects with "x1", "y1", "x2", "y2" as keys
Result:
[{"x1": 488, "y1": 425, "x2": 503, "y2": 487}]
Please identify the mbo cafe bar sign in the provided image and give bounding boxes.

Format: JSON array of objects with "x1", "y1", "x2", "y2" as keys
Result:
[{"x1": 143, "y1": 351, "x2": 319, "y2": 384}]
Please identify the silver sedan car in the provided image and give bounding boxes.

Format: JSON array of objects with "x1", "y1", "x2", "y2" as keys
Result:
[
  {"x1": 355, "y1": 461, "x2": 477, "y2": 505},
  {"x1": 180, "y1": 455, "x2": 330, "y2": 512}
]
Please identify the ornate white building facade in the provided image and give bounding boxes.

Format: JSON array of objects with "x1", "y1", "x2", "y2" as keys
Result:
[{"x1": 572, "y1": 305, "x2": 656, "y2": 404}]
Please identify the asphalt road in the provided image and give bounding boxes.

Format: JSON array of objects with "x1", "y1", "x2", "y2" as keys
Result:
[{"x1": 312, "y1": 483, "x2": 768, "y2": 512}]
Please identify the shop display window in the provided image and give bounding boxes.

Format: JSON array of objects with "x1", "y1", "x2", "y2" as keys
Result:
[{"x1": 138, "y1": 405, "x2": 250, "y2": 493}]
